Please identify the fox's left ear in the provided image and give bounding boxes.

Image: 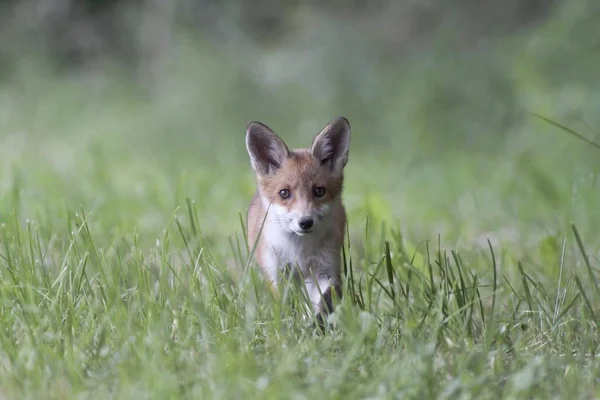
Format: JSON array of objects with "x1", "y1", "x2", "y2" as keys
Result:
[{"x1": 310, "y1": 117, "x2": 351, "y2": 172}]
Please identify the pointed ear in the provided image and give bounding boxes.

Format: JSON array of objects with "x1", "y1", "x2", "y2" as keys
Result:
[
  {"x1": 310, "y1": 117, "x2": 351, "y2": 172},
  {"x1": 246, "y1": 121, "x2": 290, "y2": 176}
]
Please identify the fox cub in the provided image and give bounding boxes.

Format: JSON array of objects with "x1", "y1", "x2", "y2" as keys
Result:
[{"x1": 245, "y1": 117, "x2": 351, "y2": 321}]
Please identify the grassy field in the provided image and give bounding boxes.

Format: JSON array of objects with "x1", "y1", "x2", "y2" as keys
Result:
[{"x1": 1, "y1": 20, "x2": 600, "y2": 398}]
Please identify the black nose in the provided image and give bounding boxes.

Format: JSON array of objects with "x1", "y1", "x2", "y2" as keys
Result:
[{"x1": 298, "y1": 218, "x2": 314, "y2": 230}]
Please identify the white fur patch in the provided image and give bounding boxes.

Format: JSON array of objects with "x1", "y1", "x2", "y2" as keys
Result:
[{"x1": 305, "y1": 277, "x2": 334, "y2": 310}]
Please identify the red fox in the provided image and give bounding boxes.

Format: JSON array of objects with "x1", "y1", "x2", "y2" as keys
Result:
[{"x1": 245, "y1": 117, "x2": 351, "y2": 322}]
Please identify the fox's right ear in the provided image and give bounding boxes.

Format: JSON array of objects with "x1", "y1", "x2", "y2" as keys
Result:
[{"x1": 246, "y1": 122, "x2": 290, "y2": 176}]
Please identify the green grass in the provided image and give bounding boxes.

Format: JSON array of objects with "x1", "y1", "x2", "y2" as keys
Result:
[
  {"x1": 1, "y1": 201, "x2": 600, "y2": 398},
  {"x1": 1, "y1": 51, "x2": 600, "y2": 397}
]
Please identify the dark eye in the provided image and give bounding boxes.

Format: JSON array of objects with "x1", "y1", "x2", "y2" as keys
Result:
[
  {"x1": 313, "y1": 187, "x2": 326, "y2": 197},
  {"x1": 279, "y1": 189, "x2": 291, "y2": 199}
]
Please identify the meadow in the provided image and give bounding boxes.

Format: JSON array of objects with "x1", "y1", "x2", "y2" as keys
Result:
[{"x1": 1, "y1": 1, "x2": 600, "y2": 398}]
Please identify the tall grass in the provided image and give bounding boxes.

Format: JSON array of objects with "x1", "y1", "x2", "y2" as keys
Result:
[{"x1": 0, "y1": 191, "x2": 599, "y2": 398}]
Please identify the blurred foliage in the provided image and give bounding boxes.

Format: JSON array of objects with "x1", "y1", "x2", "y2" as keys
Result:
[
  {"x1": 1, "y1": 0, "x2": 598, "y2": 150},
  {"x1": 0, "y1": 0, "x2": 557, "y2": 68}
]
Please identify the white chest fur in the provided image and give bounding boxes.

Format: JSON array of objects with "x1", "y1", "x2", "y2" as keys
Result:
[{"x1": 261, "y1": 214, "x2": 339, "y2": 283}]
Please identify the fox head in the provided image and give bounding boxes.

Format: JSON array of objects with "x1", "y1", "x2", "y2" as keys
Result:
[{"x1": 246, "y1": 117, "x2": 351, "y2": 237}]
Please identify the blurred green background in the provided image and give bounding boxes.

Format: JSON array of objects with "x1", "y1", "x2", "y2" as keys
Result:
[{"x1": 1, "y1": 0, "x2": 599, "y2": 252}]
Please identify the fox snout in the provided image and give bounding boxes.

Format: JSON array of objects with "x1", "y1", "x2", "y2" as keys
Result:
[
  {"x1": 298, "y1": 217, "x2": 313, "y2": 231},
  {"x1": 288, "y1": 211, "x2": 319, "y2": 236},
  {"x1": 290, "y1": 214, "x2": 316, "y2": 236},
  {"x1": 274, "y1": 202, "x2": 329, "y2": 236}
]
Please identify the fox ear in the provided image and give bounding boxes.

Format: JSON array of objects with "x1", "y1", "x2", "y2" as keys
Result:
[
  {"x1": 310, "y1": 117, "x2": 351, "y2": 172},
  {"x1": 246, "y1": 121, "x2": 290, "y2": 176}
]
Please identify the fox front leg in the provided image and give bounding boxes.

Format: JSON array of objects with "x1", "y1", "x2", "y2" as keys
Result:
[{"x1": 304, "y1": 276, "x2": 342, "y2": 329}]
